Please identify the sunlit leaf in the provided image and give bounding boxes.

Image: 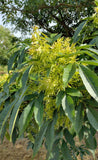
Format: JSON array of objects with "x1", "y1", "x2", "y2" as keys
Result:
[
  {"x1": 34, "y1": 100, "x2": 44, "y2": 127},
  {"x1": 79, "y1": 65, "x2": 98, "y2": 102},
  {"x1": 66, "y1": 88, "x2": 82, "y2": 97},
  {"x1": 63, "y1": 63, "x2": 76, "y2": 88},
  {"x1": 86, "y1": 107, "x2": 98, "y2": 131},
  {"x1": 62, "y1": 95, "x2": 75, "y2": 122},
  {"x1": 80, "y1": 60, "x2": 98, "y2": 66}
]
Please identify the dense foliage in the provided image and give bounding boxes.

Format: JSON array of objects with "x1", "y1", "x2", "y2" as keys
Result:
[
  {"x1": 0, "y1": 1, "x2": 98, "y2": 160},
  {"x1": 0, "y1": 25, "x2": 18, "y2": 65},
  {"x1": 0, "y1": 0, "x2": 95, "y2": 36}
]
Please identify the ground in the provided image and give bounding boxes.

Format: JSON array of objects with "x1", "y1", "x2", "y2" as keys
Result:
[
  {"x1": 0, "y1": 139, "x2": 46, "y2": 160},
  {"x1": 0, "y1": 135, "x2": 98, "y2": 160}
]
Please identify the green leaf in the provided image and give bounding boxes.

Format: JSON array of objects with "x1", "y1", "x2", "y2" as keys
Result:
[
  {"x1": 80, "y1": 60, "x2": 98, "y2": 66},
  {"x1": 0, "y1": 97, "x2": 19, "y2": 138},
  {"x1": 79, "y1": 65, "x2": 98, "y2": 102},
  {"x1": 47, "y1": 33, "x2": 62, "y2": 44},
  {"x1": 87, "y1": 48, "x2": 98, "y2": 56},
  {"x1": 63, "y1": 63, "x2": 76, "y2": 88},
  {"x1": 9, "y1": 87, "x2": 27, "y2": 140},
  {"x1": 64, "y1": 128, "x2": 75, "y2": 147},
  {"x1": 18, "y1": 101, "x2": 34, "y2": 136},
  {"x1": 73, "y1": 21, "x2": 86, "y2": 43},
  {"x1": 49, "y1": 140, "x2": 60, "y2": 160},
  {"x1": 33, "y1": 121, "x2": 49, "y2": 157},
  {"x1": 8, "y1": 50, "x2": 19, "y2": 72},
  {"x1": 86, "y1": 107, "x2": 98, "y2": 131},
  {"x1": 22, "y1": 66, "x2": 31, "y2": 87},
  {"x1": 89, "y1": 36, "x2": 98, "y2": 48},
  {"x1": 85, "y1": 133, "x2": 97, "y2": 150},
  {"x1": 0, "y1": 122, "x2": 7, "y2": 143},
  {"x1": 74, "y1": 104, "x2": 83, "y2": 134},
  {"x1": 83, "y1": 50, "x2": 98, "y2": 60},
  {"x1": 0, "y1": 94, "x2": 10, "y2": 106},
  {"x1": 18, "y1": 47, "x2": 25, "y2": 64},
  {"x1": 9, "y1": 72, "x2": 19, "y2": 85},
  {"x1": 56, "y1": 91, "x2": 64, "y2": 107},
  {"x1": 66, "y1": 88, "x2": 82, "y2": 97},
  {"x1": 62, "y1": 95, "x2": 75, "y2": 122},
  {"x1": 9, "y1": 95, "x2": 24, "y2": 140},
  {"x1": 45, "y1": 113, "x2": 57, "y2": 153},
  {"x1": 34, "y1": 100, "x2": 44, "y2": 127},
  {"x1": 0, "y1": 92, "x2": 4, "y2": 99},
  {"x1": 61, "y1": 140, "x2": 73, "y2": 160}
]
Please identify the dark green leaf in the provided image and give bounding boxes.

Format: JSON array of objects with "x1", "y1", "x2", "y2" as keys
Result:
[
  {"x1": 33, "y1": 121, "x2": 49, "y2": 157},
  {"x1": 0, "y1": 97, "x2": 19, "y2": 138},
  {"x1": 56, "y1": 91, "x2": 64, "y2": 107},
  {"x1": 0, "y1": 94, "x2": 10, "y2": 106},
  {"x1": 64, "y1": 128, "x2": 75, "y2": 147},
  {"x1": 9, "y1": 72, "x2": 19, "y2": 85},
  {"x1": 85, "y1": 133, "x2": 97, "y2": 150},
  {"x1": 9, "y1": 95, "x2": 24, "y2": 140},
  {"x1": 18, "y1": 47, "x2": 25, "y2": 64},
  {"x1": 9, "y1": 87, "x2": 27, "y2": 140},
  {"x1": 47, "y1": 140, "x2": 60, "y2": 160},
  {"x1": 8, "y1": 50, "x2": 19, "y2": 72},
  {"x1": 45, "y1": 113, "x2": 57, "y2": 153},
  {"x1": 12, "y1": 126, "x2": 18, "y2": 145},
  {"x1": 74, "y1": 104, "x2": 83, "y2": 134},
  {"x1": 73, "y1": 21, "x2": 86, "y2": 43},
  {"x1": 18, "y1": 101, "x2": 34, "y2": 136},
  {"x1": 22, "y1": 66, "x2": 31, "y2": 87},
  {"x1": 0, "y1": 122, "x2": 7, "y2": 143},
  {"x1": 3, "y1": 82, "x2": 9, "y2": 94},
  {"x1": 61, "y1": 140, "x2": 73, "y2": 160}
]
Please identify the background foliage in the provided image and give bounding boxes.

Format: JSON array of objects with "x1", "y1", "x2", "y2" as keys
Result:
[{"x1": 0, "y1": 25, "x2": 18, "y2": 65}]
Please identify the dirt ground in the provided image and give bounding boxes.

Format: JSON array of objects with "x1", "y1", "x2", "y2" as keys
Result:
[
  {"x1": 0, "y1": 135, "x2": 98, "y2": 160},
  {"x1": 0, "y1": 139, "x2": 46, "y2": 160}
]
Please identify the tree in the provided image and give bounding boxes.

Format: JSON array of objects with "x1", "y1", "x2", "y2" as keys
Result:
[
  {"x1": 0, "y1": 2, "x2": 98, "y2": 159},
  {"x1": 0, "y1": 25, "x2": 18, "y2": 65},
  {"x1": 0, "y1": 0, "x2": 95, "y2": 37}
]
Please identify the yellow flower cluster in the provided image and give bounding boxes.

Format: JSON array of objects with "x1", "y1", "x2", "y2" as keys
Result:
[
  {"x1": 29, "y1": 28, "x2": 77, "y2": 125},
  {"x1": 29, "y1": 27, "x2": 77, "y2": 126}
]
